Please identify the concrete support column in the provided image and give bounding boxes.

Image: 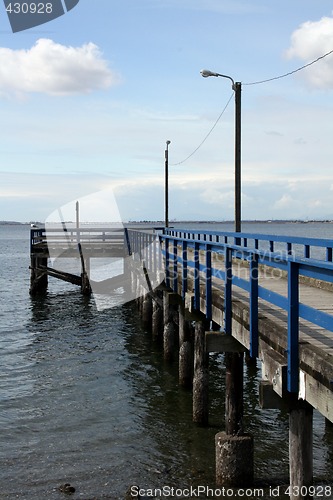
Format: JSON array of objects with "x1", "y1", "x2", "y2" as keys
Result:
[
  {"x1": 193, "y1": 319, "x2": 209, "y2": 425},
  {"x1": 289, "y1": 402, "x2": 313, "y2": 500}
]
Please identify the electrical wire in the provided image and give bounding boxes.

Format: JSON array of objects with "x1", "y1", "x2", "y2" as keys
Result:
[
  {"x1": 243, "y1": 48, "x2": 333, "y2": 86},
  {"x1": 170, "y1": 92, "x2": 234, "y2": 166},
  {"x1": 169, "y1": 47, "x2": 333, "y2": 166}
]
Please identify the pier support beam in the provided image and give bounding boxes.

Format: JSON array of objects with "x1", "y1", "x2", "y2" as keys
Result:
[
  {"x1": 142, "y1": 293, "x2": 152, "y2": 330},
  {"x1": 29, "y1": 257, "x2": 48, "y2": 295},
  {"x1": 80, "y1": 255, "x2": 91, "y2": 296},
  {"x1": 289, "y1": 402, "x2": 313, "y2": 500},
  {"x1": 225, "y1": 352, "x2": 244, "y2": 435},
  {"x1": 215, "y1": 432, "x2": 254, "y2": 487},
  {"x1": 163, "y1": 291, "x2": 178, "y2": 363},
  {"x1": 152, "y1": 291, "x2": 163, "y2": 340},
  {"x1": 215, "y1": 351, "x2": 254, "y2": 487},
  {"x1": 179, "y1": 304, "x2": 193, "y2": 388},
  {"x1": 193, "y1": 318, "x2": 209, "y2": 425}
]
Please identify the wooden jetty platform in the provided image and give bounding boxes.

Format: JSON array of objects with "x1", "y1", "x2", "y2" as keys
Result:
[
  {"x1": 29, "y1": 225, "x2": 333, "y2": 499},
  {"x1": 30, "y1": 225, "x2": 127, "y2": 295}
]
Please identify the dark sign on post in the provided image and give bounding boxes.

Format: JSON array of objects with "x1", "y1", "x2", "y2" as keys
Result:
[{"x1": 3, "y1": 0, "x2": 80, "y2": 33}]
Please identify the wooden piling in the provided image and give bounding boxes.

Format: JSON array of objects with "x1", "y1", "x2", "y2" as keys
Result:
[
  {"x1": 289, "y1": 402, "x2": 313, "y2": 500},
  {"x1": 193, "y1": 319, "x2": 209, "y2": 425},
  {"x1": 178, "y1": 304, "x2": 193, "y2": 388},
  {"x1": 152, "y1": 290, "x2": 163, "y2": 340},
  {"x1": 29, "y1": 256, "x2": 48, "y2": 295},
  {"x1": 215, "y1": 432, "x2": 254, "y2": 487},
  {"x1": 163, "y1": 291, "x2": 178, "y2": 363},
  {"x1": 142, "y1": 293, "x2": 152, "y2": 330},
  {"x1": 215, "y1": 351, "x2": 254, "y2": 487},
  {"x1": 78, "y1": 245, "x2": 91, "y2": 296},
  {"x1": 225, "y1": 352, "x2": 244, "y2": 435}
]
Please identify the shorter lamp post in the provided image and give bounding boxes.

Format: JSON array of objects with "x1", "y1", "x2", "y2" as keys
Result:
[
  {"x1": 200, "y1": 69, "x2": 242, "y2": 233},
  {"x1": 165, "y1": 140, "x2": 171, "y2": 228}
]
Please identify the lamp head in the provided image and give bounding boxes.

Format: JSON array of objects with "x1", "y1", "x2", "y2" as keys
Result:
[
  {"x1": 200, "y1": 69, "x2": 219, "y2": 78},
  {"x1": 166, "y1": 140, "x2": 171, "y2": 145}
]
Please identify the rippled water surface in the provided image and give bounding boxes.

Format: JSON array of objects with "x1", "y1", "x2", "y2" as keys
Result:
[{"x1": 1, "y1": 223, "x2": 333, "y2": 499}]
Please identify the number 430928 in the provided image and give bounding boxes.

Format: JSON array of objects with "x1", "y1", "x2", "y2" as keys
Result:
[{"x1": 6, "y1": 3, "x2": 53, "y2": 14}]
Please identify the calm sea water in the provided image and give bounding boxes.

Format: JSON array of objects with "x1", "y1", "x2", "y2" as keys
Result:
[{"x1": 1, "y1": 222, "x2": 333, "y2": 499}]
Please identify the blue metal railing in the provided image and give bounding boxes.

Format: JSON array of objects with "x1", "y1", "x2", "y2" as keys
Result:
[
  {"x1": 126, "y1": 228, "x2": 333, "y2": 393},
  {"x1": 165, "y1": 228, "x2": 333, "y2": 262}
]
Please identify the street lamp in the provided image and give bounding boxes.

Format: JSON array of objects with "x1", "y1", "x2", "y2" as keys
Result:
[
  {"x1": 200, "y1": 69, "x2": 242, "y2": 233},
  {"x1": 165, "y1": 140, "x2": 171, "y2": 228}
]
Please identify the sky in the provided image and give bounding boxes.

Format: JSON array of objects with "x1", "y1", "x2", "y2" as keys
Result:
[{"x1": 1, "y1": 0, "x2": 333, "y2": 223}]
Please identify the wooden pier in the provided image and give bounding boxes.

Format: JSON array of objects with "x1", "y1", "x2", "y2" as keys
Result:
[
  {"x1": 29, "y1": 225, "x2": 333, "y2": 499},
  {"x1": 29, "y1": 225, "x2": 127, "y2": 295}
]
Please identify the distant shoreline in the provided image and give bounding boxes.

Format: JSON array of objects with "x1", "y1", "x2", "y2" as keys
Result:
[{"x1": 1, "y1": 219, "x2": 333, "y2": 226}]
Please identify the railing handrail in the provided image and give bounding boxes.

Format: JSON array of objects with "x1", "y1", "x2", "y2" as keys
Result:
[
  {"x1": 164, "y1": 227, "x2": 333, "y2": 263},
  {"x1": 165, "y1": 227, "x2": 333, "y2": 248}
]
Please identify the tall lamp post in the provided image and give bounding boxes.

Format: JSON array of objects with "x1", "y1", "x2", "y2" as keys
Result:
[
  {"x1": 165, "y1": 140, "x2": 171, "y2": 228},
  {"x1": 200, "y1": 70, "x2": 241, "y2": 233}
]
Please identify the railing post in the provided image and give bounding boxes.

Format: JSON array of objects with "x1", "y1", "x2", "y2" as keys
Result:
[
  {"x1": 194, "y1": 242, "x2": 200, "y2": 311},
  {"x1": 182, "y1": 240, "x2": 188, "y2": 298},
  {"x1": 288, "y1": 260, "x2": 299, "y2": 393},
  {"x1": 224, "y1": 247, "x2": 232, "y2": 335},
  {"x1": 249, "y1": 252, "x2": 259, "y2": 358},
  {"x1": 173, "y1": 239, "x2": 178, "y2": 292},
  {"x1": 124, "y1": 228, "x2": 131, "y2": 256},
  {"x1": 165, "y1": 238, "x2": 170, "y2": 288},
  {"x1": 206, "y1": 244, "x2": 212, "y2": 320}
]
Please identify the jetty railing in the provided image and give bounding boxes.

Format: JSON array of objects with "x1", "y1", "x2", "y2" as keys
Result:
[
  {"x1": 30, "y1": 226, "x2": 125, "y2": 256},
  {"x1": 126, "y1": 228, "x2": 333, "y2": 394},
  {"x1": 165, "y1": 227, "x2": 333, "y2": 262}
]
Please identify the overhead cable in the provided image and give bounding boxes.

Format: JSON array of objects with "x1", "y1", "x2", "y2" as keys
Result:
[
  {"x1": 243, "y1": 48, "x2": 333, "y2": 86},
  {"x1": 170, "y1": 93, "x2": 234, "y2": 166}
]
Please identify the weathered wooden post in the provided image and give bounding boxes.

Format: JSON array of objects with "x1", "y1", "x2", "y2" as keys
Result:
[
  {"x1": 142, "y1": 292, "x2": 152, "y2": 330},
  {"x1": 289, "y1": 401, "x2": 313, "y2": 500},
  {"x1": 178, "y1": 303, "x2": 193, "y2": 388},
  {"x1": 193, "y1": 318, "x2": 210, "y2": 425},
  {"x1": 29, "y1": 256, "x2": 48, "y2": 295},
  {"x1": 136, "y1": 277, "x2": 143, "y2": 313},
  {"x1": 163, "y1": 291, "x2": 178, "y2": 362},
  {"x1": 152, "y1": 290, "x2": 163, "y2": 340},
  {"x1": 29, "y1": 228, "x2": 48, "y2": 295},
  {"x1": 78, "y1": 243, "x2": 91, "y2": 295},
  {"x1": 225, "y1": 352, "x2": 244, "y2": 434},
  {"x1": 215, "y1": 350, "x2": 254, "y2": 487}
]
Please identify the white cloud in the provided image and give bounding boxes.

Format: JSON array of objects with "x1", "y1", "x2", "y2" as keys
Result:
[
  {"x1": 0, "y1": 39, "x2": 118, "y2": 97},
  {"x1": 285, "y1": 16, "x2": 333, "y2": 89}
]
